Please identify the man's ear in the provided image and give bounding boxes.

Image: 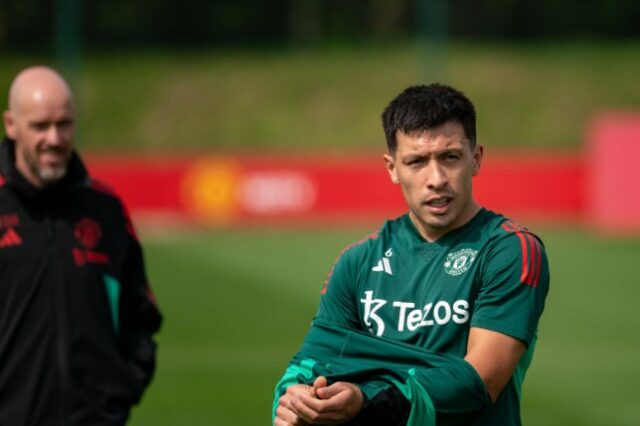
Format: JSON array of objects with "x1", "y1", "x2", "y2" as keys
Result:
[
  {"x1": 3, "y1": 111, "x2": 16, "y2": 139},
  {"x1": 383, "y1": 153, "x2": 399, "y2": 184},
  {"x1": 472, "y1": 144, "x2": 483, "y2": 176}
]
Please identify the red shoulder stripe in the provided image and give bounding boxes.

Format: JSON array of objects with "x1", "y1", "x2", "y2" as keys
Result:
[
  {"x1": 501, "y1": 221, "x2": 542, "y2": 288},
  {"x1": 525, "y1": 233, "x2": 537, "y2": 287},
  {"x1": 531, "y1": 234, "x2": 543, "y2": 287},
  {"x1": 0, "y1": 174, "x2": 5, "y2": 187},
  {"x1": 501, "y1": 222, "x2": 527, "y2": 282},
  {"x1": 522, "y1": 232, "x2": 544, "y2": 288}
]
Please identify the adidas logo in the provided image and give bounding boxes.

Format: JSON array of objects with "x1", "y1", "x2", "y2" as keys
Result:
[
  {"x1": 372, "y1": 248, "x2": 393, "y2": 275},
  {"x1": 0, "y1": 227, "x2": 22, "y2": 248}
]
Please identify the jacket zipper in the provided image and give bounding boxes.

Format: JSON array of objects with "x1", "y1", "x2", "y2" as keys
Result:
[{"x1": 45, "y1": 211, "x2": 69, "y2": 426}]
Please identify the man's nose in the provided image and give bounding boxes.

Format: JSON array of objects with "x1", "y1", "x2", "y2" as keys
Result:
[
  {"x1": 45, "y1": 125, "x2": 62, "y2": 145},
  {"x1": 426, "y1": 162, "x2": 448, "y2": 189}
]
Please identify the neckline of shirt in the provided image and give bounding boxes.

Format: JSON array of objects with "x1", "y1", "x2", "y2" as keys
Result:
[{"x1": 403, "y1": 207, "x2": 488, "y2": 248}]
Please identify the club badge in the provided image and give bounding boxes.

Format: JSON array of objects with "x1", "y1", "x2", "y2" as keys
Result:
[
  {"x1": 74, "y1": 218, "x2": 102, "y2": 249},
  {"x1": 444, "y1": 248, "x2": 478, "y2": 276}
]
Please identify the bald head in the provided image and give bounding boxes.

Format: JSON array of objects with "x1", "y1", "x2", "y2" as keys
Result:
[
  {"x1": 3, "y1": 66, "x2": 76, "y2": 188},
  {"x1": 8, "y1": 66, "x2": 75, "y2": 115}
]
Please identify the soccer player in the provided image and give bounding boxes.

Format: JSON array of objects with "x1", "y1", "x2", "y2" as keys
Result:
[
  {"x1": 273, "y1": 84, "x2": 550, "y2": 425},
  {"x1": 0, "y1": 66, "x2": 162, "y2": 424}
]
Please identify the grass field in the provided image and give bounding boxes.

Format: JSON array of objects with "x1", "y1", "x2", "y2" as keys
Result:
[
  {"x1": 2, "y1": 40, "x2": 640, "y2": 152},
  {"x1": 126, "y1": 225, "x2": 640, "y2": 425}
]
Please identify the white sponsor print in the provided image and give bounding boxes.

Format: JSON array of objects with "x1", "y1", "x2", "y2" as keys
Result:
[
  {"x1": 360, "y1": 290, "x2": 387, "y2": 336},
  {"x1": 393, "y1": 300, "x2": 469, "y2": 331},
  {"x1": 361, "y1": 290, "x2": 469, "y2": 337}
]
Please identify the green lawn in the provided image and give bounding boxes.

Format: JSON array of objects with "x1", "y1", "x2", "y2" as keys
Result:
[
  {"x1": 2, "y1": 40, "x2": 640, "y2": 153},
  {"x1": 128, "y1": 226, "x2": 640, "y2": 425}
]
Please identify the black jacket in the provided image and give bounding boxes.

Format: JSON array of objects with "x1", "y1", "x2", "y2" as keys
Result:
[{"x1": 0, "y1": 138, "x2": 162, "y2": 425}]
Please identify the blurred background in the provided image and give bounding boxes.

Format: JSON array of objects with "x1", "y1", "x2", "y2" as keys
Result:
[{"x1": 1, "y1": 0, "x2": 640, "y2": 424}]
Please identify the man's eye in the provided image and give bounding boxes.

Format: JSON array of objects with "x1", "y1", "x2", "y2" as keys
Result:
[{"x1": 31, "y1": 123, "x2": 48, "y2": 131}]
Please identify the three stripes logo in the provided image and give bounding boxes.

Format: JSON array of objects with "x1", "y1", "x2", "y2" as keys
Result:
[
  {"x1": 372, "y1": 248, "x2": 393, "y2": 275},
  {"x1": 0, "y1": 227, "x2": 22, "y2": 248},
  {"x1": 501, "y1": 220, "x2": 542, "y2": 288}
]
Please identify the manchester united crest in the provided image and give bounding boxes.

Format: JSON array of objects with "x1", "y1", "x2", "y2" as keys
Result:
[
  {"x1": 444, "y1": 248, "x2": 478, "y2": 276},
  {"x1": 74, "y1": 218, "x2": 102, "y2": 249}
]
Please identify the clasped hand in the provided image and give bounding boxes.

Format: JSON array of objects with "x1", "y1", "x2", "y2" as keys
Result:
[{"x1": 274, "y1": 376, "x2": 364, "y2": 426}]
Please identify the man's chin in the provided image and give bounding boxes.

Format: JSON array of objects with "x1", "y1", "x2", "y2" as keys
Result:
[
  {"x1": 410, "y1": 211, "x2": 453, "y2": 234},
  {"x1": 39, "y1": 167, "x2": 67, "y2": 185}
]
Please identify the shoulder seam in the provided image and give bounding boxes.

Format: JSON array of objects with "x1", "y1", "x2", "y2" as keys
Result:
[
  {"x1": 338, "y1": 231, "x2": 379, "y2": 258},
  {"x1": 89, "y1": 178, "x2": 140, "y2": 242},
  {"x1": 89, "y1": 178, "x2": 119, "y2": 199},
  {"x1": 320, "y1": 231, "x2": 379, "y2": 295}
]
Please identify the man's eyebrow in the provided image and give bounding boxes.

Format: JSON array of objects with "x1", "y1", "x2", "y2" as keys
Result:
[
  {"x1": 402, "y1": 153, "x2": 427, "y2": 161},
  {"x1": 440, "y1": 147, "x2": 464, "y2": 154}
]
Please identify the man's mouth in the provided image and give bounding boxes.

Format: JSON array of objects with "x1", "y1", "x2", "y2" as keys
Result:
[
  {"x1": 40, "y1": 149, "x2": 68, "y2": 163},
  {"x1": 424, "y1": 197, "x2": 452, "y2": 213},
  {"x1": 426, "y1": 198, "x2": 450, "y2": 206}
]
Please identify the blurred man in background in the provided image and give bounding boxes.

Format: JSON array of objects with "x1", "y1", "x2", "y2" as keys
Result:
[
  {"x1": 273, "y1": 84, "x2": 550, "y2": 425},
  {"x1": 0, "y1": 66, "x2": 162, "y2": 425}
]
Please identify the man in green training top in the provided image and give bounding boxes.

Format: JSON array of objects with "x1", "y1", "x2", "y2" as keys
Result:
[{"x1": 273, "y1": 84, "x2": 550, "y2": 425}]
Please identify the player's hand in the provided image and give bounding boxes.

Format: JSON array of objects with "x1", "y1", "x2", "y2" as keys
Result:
[
  {"x1": 274, "y1": 384, "x2": 314, "y2": 426},
  {"x1": 289, "y1": 376, "x2": 365, "y2": 425}
]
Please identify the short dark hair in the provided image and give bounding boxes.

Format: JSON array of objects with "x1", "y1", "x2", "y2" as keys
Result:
[{"x1": 381, "y1": 83, "x2": 477, "y2": 153}]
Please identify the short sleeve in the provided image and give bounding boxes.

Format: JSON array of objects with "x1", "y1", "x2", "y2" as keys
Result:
[
  {"x1": 470, "y1": 231, "x2": 550, "y2": 346},
  {"x1": 314, "y1": 244, "x2": 364, "y2": 329}
]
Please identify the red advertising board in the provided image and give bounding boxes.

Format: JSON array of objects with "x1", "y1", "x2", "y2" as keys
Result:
[
  {"x1": 586, "y1": 112, "x2": 640, "y2": 233},
  {"x1": 87, "y1": 150, "x2": 584, "y2": 226},
  {"x1": 79, "y1": 113, "x2": 640, "y2": 232}
]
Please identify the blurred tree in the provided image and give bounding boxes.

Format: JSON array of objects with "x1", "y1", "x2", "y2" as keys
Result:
[
  {"x1": 1, "y1": 0, "x2": 639, "y2": 52},
  {"x1": 288, "y1": 0, "x2": 322, "y2": 45},
  {"x1": 450, "y1": 0, "x2": 640, "y2": 38},
  {"x1": 369, "y1": 0, "x2": 410, "y2": 37},
  {"x1": 2, "y1": 0, "x2": 54, "y2": 50},
  {"x1": 0, "y1": 1, "x2": 6, "y2": 48}
]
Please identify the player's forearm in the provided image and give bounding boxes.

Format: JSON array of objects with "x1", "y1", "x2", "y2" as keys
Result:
[
  {"x1": 409, "y1": 363, "x2": 492, "y2": 414},
  {"x1": 464, "y1": 327, "x2": 527, "y2": 402}
]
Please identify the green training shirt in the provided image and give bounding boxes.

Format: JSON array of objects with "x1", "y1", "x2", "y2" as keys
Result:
[{"x1": 315, "y1": 208, "x2": 550, "y2": 425}]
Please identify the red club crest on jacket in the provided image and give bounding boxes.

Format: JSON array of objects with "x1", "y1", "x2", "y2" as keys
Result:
[{"x1": 74, "y1": 218, "x2": 102, "y2": 249}]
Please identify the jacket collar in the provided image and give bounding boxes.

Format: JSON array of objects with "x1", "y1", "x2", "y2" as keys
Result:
[{"x1": 0, "y1": 136, "x2": 89, "y2": 199}]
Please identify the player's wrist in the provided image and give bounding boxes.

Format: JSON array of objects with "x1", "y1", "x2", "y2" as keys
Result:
[{"x1": 347, "y1": 384, "x2": 409, "y2": 426}]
